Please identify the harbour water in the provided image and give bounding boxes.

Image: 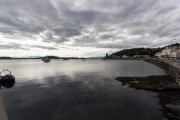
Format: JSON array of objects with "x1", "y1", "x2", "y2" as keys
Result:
[{"x1": 0, "y1": 59, "x2": 167, "y2": 120}]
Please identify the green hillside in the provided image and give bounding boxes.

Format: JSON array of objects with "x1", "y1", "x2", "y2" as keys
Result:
[{"x1": 111, "y1": 48, "x2": 162, "y2": 57}]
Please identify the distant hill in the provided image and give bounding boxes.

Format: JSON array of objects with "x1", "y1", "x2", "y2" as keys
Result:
[
  {"x1": 45, "y1": 56, "x2": 60, "y2": 59},
  {"x1": 0, "y1": 57, "x2": 12, "y2": 59},
  {"x1": 14, "y1": 56, "x2": 61, "y2": 59},
  {"x1": 45, "y1": 56, "x2": 79, "y2": 59},
  {"x1": 111, "y1": 43, "x2": 180, "y2": 57},
  {"x1": 0, "y1": 56, "x2": 60, "y2": 59},
  {"x1": 0, "y1": 56, "x2": 81, "y2": 59}
]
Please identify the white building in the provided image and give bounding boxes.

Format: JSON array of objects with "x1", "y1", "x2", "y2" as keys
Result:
[
  {"x1": 155, "y1": 52, "x2": 162, "y2": 58},
  {"x1": 122, "y1": 55, "x2": 129, "y2": 58},
  {"x1": 142, "y1": 55, "x2": 150, "y2": 58},
  {"x1": 133, "y1": 55, "x2": 141, "y2": 58},
  {"x1": 155, "y1": 45, "x2": 180, "y2": 58},
  {"x1": 177, "y1": 48, "x2": 180, "y2": 58},
  {"x1": 171, "y1": 51, "x2": 177, "y2": 58}
]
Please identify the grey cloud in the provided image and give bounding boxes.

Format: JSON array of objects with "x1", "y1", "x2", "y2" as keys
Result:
[
  {"x1": 96, "y1": 38, "x2": 152, "y2": 49},
  {"x1": 31, "y1": 45, "x2": 58, "y2": 50},
  {"x1": 42, "y1": 31, "x2": 54, "y2": 40},
  {"x1": 0, "y1": 13, "x2": 42, "y2": 34},
  {"x1": 100, "y1": 34, "x2": 116, "y2": 40},
  {"x1": 41, "y1": 30, "x2": 70, "y2": 43},
  {"x1": 156, "y1": 6, "x2": 177, "y2": 15},
  {"x1": 52, "y1": 27, "x2": 81, "y2": 37},
  {"x1": 0, "y1": 43, "x2": 26, "y2": 50},
  {"x1": 97, "y1": 43, "x2": 135, "y2": 49},
  {"x1": 0, "y1": 43, "x2": 58, "y2": 51},
  {"x1": 0, "y1": 27, "x2": 13, "y2": 35},
  {"x1": 0, "y1": 0, "x2": 58, "y2": 37},
  {"x1": 0, "y1": 0, "x2": 180, "y2": 52}
]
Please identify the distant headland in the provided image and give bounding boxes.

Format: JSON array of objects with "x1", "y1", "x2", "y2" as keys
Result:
[
  {"x1": 0, "y1": 56, "x2": 85, "y2": 60},
  {"x1": 105, "y1": 43, "x2": 180, "y2": 59}
]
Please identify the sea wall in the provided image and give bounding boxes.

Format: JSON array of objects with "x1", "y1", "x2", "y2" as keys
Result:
[
  {"x1": 144, "y1": 59, "x2": 180, "y2": 82},
  {"x1": 0, "y1": 90, "x2": 8, "y2": 120}
]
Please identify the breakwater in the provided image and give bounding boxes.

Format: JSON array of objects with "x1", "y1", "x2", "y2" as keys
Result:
[{"x1": 144, "y1": 59, "x2": 180, "y2": 83}]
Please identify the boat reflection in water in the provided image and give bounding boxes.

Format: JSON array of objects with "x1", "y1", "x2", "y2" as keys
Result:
[{"x1": 0, "y1": 69, "x2": 15, "y2": 89}]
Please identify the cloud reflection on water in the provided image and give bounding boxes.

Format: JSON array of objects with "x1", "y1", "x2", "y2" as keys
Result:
[{"x1": 3, "y1": 73, "x2": 164, "y2": 120}]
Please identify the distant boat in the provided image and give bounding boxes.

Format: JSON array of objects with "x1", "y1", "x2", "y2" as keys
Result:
[{"x1": 42, "y1": 57, "x2": 51, "y2": 63}]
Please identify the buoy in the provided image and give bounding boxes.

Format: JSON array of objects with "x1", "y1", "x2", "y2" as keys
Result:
[{"x1": 0, "y1": 69, "x2": 15, "y2": 88}]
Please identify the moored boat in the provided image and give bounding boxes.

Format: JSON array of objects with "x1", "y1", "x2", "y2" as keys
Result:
[
  {"x1": 42, "y1": 57, "x2": 51, "y2": 63},
  {"x1": 0, "y1": 69, "x2": 15, "y2": 88}
]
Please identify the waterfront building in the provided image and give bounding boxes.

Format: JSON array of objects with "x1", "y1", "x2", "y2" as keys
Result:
[
  {"x1": 111, "y1": 55, "x2": 121, "y2": 59},
  {"x1": 122, "y1": 55, "x2": 129, "y2": 58},
  {"x1": 141, "y1": 55, "x2": 150, "y2": 58},
  {"x1": 155, "y1": 44, "x2": 180, "y2": 58},
  {"x1": 177, "y1": 49, "x2": 180, "y2": 58},
  {"x1": 133, "y1": 55, "x2": 141, "y2": 58},
  {"x1": 155, "y1": 52, "x2": 162, "y2": 58}
]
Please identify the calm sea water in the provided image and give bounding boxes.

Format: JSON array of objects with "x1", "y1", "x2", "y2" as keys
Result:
[{"x1": 1, "y1": 59, "x2": 167, "y2": 120}]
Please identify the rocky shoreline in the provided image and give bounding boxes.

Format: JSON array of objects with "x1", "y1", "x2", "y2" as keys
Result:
[
  {"x1": 116, "y1": 59, "x2": 180, "y2": 120},
  {"x1": 116, "y1": 75, "x2": 180, "y2": 91},
  {"x1": 144, "y1": 59, "x2": 180, "y2": 83}
]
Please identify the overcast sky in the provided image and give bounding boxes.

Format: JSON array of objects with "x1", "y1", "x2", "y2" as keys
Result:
[{"x1": 0, "y1": 0, "x2": 180, "y2": 57}]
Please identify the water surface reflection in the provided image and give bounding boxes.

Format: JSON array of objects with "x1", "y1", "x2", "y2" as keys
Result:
[{"x1": 1, "y1": 60, "x2": 166, "y2": 120}]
